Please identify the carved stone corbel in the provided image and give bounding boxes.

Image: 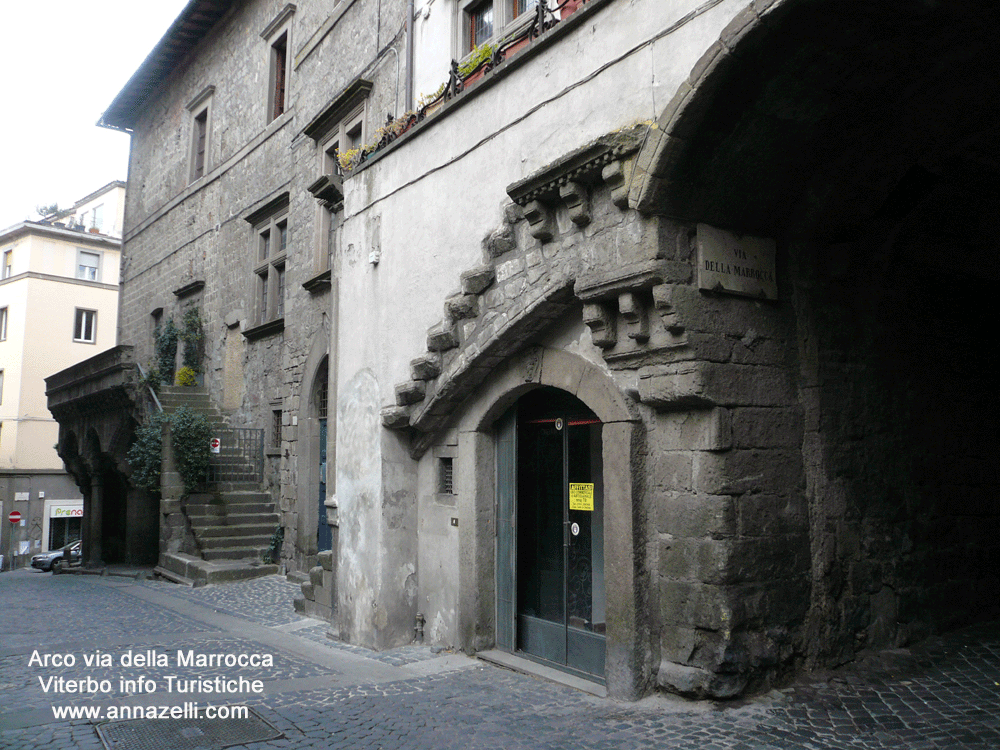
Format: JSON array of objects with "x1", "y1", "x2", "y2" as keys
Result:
[
  {"x1": 652, "y1": 283, "x2": 685, "y2": 334},
  {"x1": 522, "y1": 199, "x2": 554, "y2": 242},
  {"x1": 559, "y1": 181, "x2": 591, "y2": 226},
  {"x1": 582, "y1": 302, "x2": 617, "y2": 348},
  {"x1": 618, "y1": 292, "x2": 649, "y2": 343},
  {"x1": 601, "y1": 159, "x2": 631, "y2": 210}
]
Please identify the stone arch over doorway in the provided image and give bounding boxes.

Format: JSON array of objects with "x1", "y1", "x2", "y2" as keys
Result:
[
  {"x1": 631, "y1": 0, "x2": 1000, "y2": 669},
  {"x1": 448, "y1": 346, "x2": 649, "y2": 699}
]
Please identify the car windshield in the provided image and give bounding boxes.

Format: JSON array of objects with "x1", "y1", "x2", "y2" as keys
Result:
[{"x1": 61, "y1": 541, "x2": 80, "y2": 552}]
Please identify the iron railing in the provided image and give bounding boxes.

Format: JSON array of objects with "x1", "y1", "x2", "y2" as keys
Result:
[{"x1": 207, "y1": 428, "x2": 265, "y2": 484}]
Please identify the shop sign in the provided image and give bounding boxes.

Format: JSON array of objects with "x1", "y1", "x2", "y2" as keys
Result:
[{"x1": 50, "y1": 505, "x2": 84, "y2": 518}]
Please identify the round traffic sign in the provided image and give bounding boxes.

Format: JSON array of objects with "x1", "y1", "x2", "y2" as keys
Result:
[{"x1": 8, "y1": 511, "x2": 21, "y2": 524}]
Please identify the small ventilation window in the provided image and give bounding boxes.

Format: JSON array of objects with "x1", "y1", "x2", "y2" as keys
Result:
[{"x1": 438, "y1": 457, "x2": 454, "y2": 495}]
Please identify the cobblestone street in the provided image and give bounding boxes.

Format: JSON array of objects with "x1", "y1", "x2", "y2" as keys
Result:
[{"x1": 1, "y1": 570, "x2": 997, "y2": 749}]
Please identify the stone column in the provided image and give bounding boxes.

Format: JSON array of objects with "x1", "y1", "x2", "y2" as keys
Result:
[{"x1": 87, "y1": 474, "x2": 104, "y2": 567}]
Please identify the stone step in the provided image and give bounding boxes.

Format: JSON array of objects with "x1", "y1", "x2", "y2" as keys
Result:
[
  {"x1": 198, "y1": 534, "x2": 274, "y2": 550},
  {"x1": 192, "y1": 523, "x2": 278, "y2": 538},
  {"x1": 187, "y1": 504, "x2": 277, "y2": 518},
  {"x1": 158, "y1": 552, "x2": 277, "y2": 585},
  {"x1": 202, "y1": 546, "x2": 269, "y2": 562}
]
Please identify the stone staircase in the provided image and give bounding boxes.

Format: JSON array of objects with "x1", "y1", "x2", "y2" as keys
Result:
[{"x1": 154, "y1": 386, "x2": 280, "y2": 586}]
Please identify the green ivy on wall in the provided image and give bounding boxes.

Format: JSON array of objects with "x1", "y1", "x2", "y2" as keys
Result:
[{"x1": 126, "y1": 406, "x2": 212, "y2": 494}]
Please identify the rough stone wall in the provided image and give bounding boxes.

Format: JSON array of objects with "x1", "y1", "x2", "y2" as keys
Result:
[
  {"x1": 793, "y1": 231, "x2": 1000, "y2": 667},
  {"x1": 120, "y1": 0, "x2": 406, "y2": 575},
  {"x1": 640, "y1": 238, "x2": 808, "y2": 697}
]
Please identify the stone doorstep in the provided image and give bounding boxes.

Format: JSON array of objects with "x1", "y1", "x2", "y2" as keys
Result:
[
  {"x1": 157, "y1": 552, "x2": 278, "y2": 586},
  {"x1": 477, "y1": 650, "x2": 608, "y2": 698}
]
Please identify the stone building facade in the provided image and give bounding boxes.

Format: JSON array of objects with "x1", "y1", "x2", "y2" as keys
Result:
[{"x1": 52, "y1": 0, "x2": 999, "y2": 700}]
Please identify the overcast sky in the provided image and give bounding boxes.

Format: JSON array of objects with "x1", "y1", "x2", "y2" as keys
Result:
[{"x1": 0, "y1": 1, "x2": 190, "y2": 230}]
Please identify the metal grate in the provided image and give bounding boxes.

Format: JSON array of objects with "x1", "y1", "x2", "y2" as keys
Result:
[
  {"x1": 439, "y1": 456, "x2": 454, "y2": 495},
  {"x1": 97, "y1": 707, "x2": 281, "y2": 750},
  {"x1": 207, "y1": 428, "x2": 265, "y2": 484}
]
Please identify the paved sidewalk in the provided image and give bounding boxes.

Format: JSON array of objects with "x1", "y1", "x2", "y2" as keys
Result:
[{"x1": 1, "y1": 568, "x2": 997, "y2": 749}]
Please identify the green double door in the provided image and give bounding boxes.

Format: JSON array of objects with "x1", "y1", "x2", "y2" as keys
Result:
[{"x1": 497, "y1": 387, "x2": 606, "y2": 680}]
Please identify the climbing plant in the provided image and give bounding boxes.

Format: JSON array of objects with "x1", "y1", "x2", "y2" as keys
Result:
[
  {"x1": 170, "y1": 407, "x2": 212, "y2": 493},
  {"x1": 180, "y1": 307, "x2": 204, "y2": 372},
  {"x1": 126, "y1": 412, "x2": 168, "y2": 492},
  {"x1": 126, "y1": 407, "x2": 212, "y2": 494},
  {"x1": 155, "y1": 318, "x2": 179, "y2": 381}
]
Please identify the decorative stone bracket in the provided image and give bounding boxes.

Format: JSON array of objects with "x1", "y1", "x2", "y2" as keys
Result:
[
  {"x1": 506, "y1": 126, "x2": 646, "y2": 241},
  {"x1": 575, "y1": 260, "x2": 691, "y2": 367}
]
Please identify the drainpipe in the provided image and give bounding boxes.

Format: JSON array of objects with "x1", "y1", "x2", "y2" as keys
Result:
[{"x1": 405, "y1": 0, "x2": 415, "y2": 111}]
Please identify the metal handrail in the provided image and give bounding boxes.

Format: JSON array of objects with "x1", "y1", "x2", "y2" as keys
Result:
[{"x1": 135, "y1": 361, "x2": 163, "y2": 413}]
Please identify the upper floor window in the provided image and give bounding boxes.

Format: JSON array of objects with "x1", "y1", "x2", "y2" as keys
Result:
[
  {"x1": 262, "y1": 5, "x2": 295, "y2": 123},
  {"x1": 248, "y1": 197, "x2": 289, "y2": 327},
  {"x1": 0, "y1": 307, "x2": 7, "y2": 340},
  {"x1": 2, "y1": 250, "x2": 11, "y2": 279},
  {"x1": 461, "y1": 0, "x2": 538, "y2": 53},
  {"x1": 186, "y1": 86, "x2": 215, "y2": 183},
  {"x1": 90, "y1": 204, "x2": 104, "y2": 231},
  {"x1": 77, "y1": 250, "x2": 100, "y2": 281},
  {"x1": 74, "y1": 308, "x2": 97, "y2": 344}
]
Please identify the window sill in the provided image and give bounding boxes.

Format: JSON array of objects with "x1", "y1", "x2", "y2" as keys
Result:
[
  {"x1": 302, "y1": 269, "x2": 332, "y2": 294},
  {"x1": 242, "y1": 317, "x2": 285, "y2": 340}
]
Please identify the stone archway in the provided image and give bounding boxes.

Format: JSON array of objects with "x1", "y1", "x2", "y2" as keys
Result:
[
  {"x1": 447, "y1": 346, "x2": 649, "y2": 700},
  {"x1": 631, "y1": 0, "x2": 1000, "y2": 669}
]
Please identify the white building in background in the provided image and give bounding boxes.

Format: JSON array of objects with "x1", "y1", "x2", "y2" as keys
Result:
[{"x1": 0, "y1": 182, "x2": 123, "y2": 566}]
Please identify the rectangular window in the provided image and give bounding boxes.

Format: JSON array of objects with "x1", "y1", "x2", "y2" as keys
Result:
[
  {"x1": 0, "y1": 370, "x2": 4, "y2": 405},
  {"x1": 90, "y1": 204, "x2": 104, "y2": 231},
  {"x1": 77, "y1": 250, "x2": 100, "y2": 281},
  {"x1": 249, "y1": 201, "x2": 289, "y2": 328},
  {"x1": 2, "y1": 250, "x2": 11, "y2": 279},
  {"x1": 470, "y1": 1, "x2": 494, "y2": 50},
  {"x1": 514, "y1": 0, "x2": 537, "y2": 18},
  {"x1": 271, "y1": 32, "x2": 288, "y2": 120},
  {"x1": 0, "y1": 307, "x2": 7, "y2": 341},
  {"x1": 271, "y1": 409, "x2": 282, "y2": 449},
  {"x1": 74, "y1": 309, "x2": 96, "y2": 343},
  {"x1": 461, "y1": 0, "x2": 537, "y2": 54},
  {"x1": 186, "y1": 86, "x2": 214, "y2": 183},
  {"x1": 193, "y1": 110, "x2": 208, "y2": 179}
]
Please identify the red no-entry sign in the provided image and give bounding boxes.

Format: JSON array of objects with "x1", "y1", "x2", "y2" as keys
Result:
[{"x1": 8, "y1": 511, "x2": 21, "y2": 524}]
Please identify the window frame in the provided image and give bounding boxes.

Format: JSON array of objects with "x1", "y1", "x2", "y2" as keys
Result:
[
  {"x1": 73, "y1": 308, "x2": 97, "y2": 344},
  {"x1": 262, "y1": 5, "x2": 295, "y2": 124},
  {"x1": 0, "y1": 306, "x2": 7, "y2": 341},
  {"x1": 76, "y1": 249, "x2": 102, "y2": 282},
  {"x1": 248, "y1": 198, "x2": 290, "y2": 330},
  {"x1": 186, "y1": 86, "x2": 215, "y2": 183},
  {"x1": 2, "y1": 249, "x2": 12, "y2": 279},
  {"x1": 458, "y1": 0, "x2": 541, "y2": 55}
]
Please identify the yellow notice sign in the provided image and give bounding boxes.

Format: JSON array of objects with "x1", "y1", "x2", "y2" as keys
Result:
[{"x1": 569, "y1": 483, "x2": 595, "y2": 511}]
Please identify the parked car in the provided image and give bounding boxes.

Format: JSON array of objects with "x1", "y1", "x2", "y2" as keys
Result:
[{"x1": 30, "y1": 540, "x2": 82, "y2": 572}]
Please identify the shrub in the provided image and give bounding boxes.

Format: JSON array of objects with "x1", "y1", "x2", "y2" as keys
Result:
[{"x1": 175, "y1": 366, "x2": 198, "y2": 387}]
